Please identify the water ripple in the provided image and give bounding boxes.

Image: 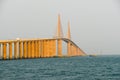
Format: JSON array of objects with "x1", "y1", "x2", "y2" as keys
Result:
[{"x1": 0, "y1": 56, "x2": 120, "y2": 80}]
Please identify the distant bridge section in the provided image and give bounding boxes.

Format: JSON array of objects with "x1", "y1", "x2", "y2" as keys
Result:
[{"x1": 0, "y1": 14, "x2": 86, "y2": 60}]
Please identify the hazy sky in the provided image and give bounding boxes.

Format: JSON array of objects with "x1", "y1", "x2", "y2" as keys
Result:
[{"x1": 0, "y1": 0, "x2": 120, "y2": 55}]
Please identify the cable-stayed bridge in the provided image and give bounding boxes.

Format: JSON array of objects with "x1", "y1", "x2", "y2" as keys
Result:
[{"x1": 0, "y1": 14, "x2": 86, "y2": 60}]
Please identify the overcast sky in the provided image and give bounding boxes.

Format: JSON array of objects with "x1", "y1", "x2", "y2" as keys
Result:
[{"x1": 0, "y1": 0, "x2": 120, "y2": 55}]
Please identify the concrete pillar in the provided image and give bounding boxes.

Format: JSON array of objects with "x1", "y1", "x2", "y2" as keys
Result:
[
  {"x1": 38, "y1": 41, "x2": 40, "y2": 58},
  {"x1": 71, "y1": 44, "x2": 73, "y2": 56},
  {"x1": 78, "y1": 49, "x2": 80, "y2": 56},
  {"x1": 23, "y1": 42, "x2": 27, "y2": 58},
  {"x1": 74, "y1": 46, "x2": 76, "y2": 56},
  {"x1": 57, "y1": 39, "x2": 62, "y2": 57},
  {"x1": 46, "y1": 40, "x2": 48, "y2": 57},
  {"x1": 41, "y1": 40, "x2": 44, "y2": 58},
  {"x1": 70, "y1": 44, "x2": 72, "y2": 56},
  {"x1": 49, "y1": 40, "x2": 52, "y2": 57},
  {"x1": 77, "y1": 48, "x2": 79, "y2": 56},
  {"x1": 75, "y1": 46, "x2": 77, "y2": 56},
  {"x1": 73, "y1": 46, "x2": 75, "y2": 56},
  {"x1": 9, "y1": 42, "x2": 12, "y2": 59},
  {"x1": 3, "y1": 43, "x2": 7, "y2": 60},
  {"x1": 44, "y1": 40, "x2": 47, "y2": 58},
  {"x1": 67, "y1": 42, "x2": 71, "y2": 56},
  {"x1": 30, "y1": 41, "x2": 32, "y2": 58},
  {"x1": 27, "y1": 41, "x2": 31, "y2": 58},
  {"x1": 0, "y1": 44, "x2": 1, "y2": 59},
  {"x1": 54, "y1": 40, "x2": 56, "y2": 57},
  {"x1": 14, "y1": 42, "x2": 17, "y2": 59},
  {"x1": 35, "y1": 41, "x2": 38, "y2": 58},
  {"x1": 25, "y1": 41, "x2": 28, "y2": 58},
  {"x1": 43, "y1": 40, "x2": 45, "y2": 58},
  {"x1": 43, "y1": 40, "x2": 46, "y2": 58},
  {"x1": 52, "y1": 40, "x2": 56, "y2": 57},
  {"x1": 19, "y1": 42, "x2": 23, "y2": 59},
  {"x1": 75, "y1": 47, "x2": 77, "y2": 56},
  {"x1": 46, "y1": 40, "x2": 49, "y2": 57},
  {"x1": 76, "y1": 47, "x2": 78, "y2": 56},
  {"x1": 45, "y1": 40, "x2": 47, "y2": 57},
  {"x1": 32, "y1": 41, "x2": 35, "y2": 58},
  {"x1": 38, "y1": 41, "x2": 41, "y2": 58},
  {"x1": 34, "y1": 41, "x2": 36, "y2": 58}
]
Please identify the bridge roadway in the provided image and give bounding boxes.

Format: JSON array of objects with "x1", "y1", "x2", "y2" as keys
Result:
[{"x1": 0, "y1": 38, "x2": 86, "y2": 60}]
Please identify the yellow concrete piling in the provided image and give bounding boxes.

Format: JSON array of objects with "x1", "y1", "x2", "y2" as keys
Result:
[
  {"x1": 32, "y1": 41, "x2": 35, "y2": 58},
  {"x1": 27, "y1": 41, "x2": 30, "y2": 58},
  {"x1": 19, "y1": 42, "x2": 23, "y2": 59},
  {"x1": 9, "y1": 42, "x2": 12, "y2": 59},
  {"x1": 0, "y1": 44, "x2": 1, "y2": 59},
  {"x1": 67, "y1": 42, "x2": 71, "y2": 56},
  {"x1": 38, "y1": 41, "x2": 40, "y2": 58},
  {"x1": 14, "y1": 42, "x2": 17, "y2": 59},
  {"x1": 3, "y1": 43, "x2": 7, "y2": 60},
  {"x1": 57, "y1": 39, "x2": 62, "y2": 57},
  {"x1": 23, "y1": 42, "x2": 27, "y2": 58}
]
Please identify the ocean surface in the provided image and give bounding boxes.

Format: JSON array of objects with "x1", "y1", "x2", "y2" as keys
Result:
[{"x1": 0, "y1": 56, "x2": 120, "y2": 80}]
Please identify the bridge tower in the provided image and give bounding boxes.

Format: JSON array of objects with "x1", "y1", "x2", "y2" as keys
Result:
[
  {"x1": 67, "y1": 21, "x2": 72, "y2": 56},
  {"x1": 54, "y1": 14, "x2": 63, "y2": 57},
  {"x1": 54, "y1": 14, "x2": 64, "y2": 38},
  {"x1": 66, "y1": 21, "x2": 71, "y2": 40}
]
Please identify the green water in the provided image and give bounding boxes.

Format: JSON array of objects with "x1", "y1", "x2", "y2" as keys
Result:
[{"x1": 0, "y1": 56, "x2": 120, "y2": 80}]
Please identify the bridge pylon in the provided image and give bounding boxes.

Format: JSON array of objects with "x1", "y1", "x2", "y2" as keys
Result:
[
  {"x1": 54, "y1": 14, "x2": 64, "y2": 38},
  {"x1": 66, "y1": 21, "x2": 71, "y2": 40}
]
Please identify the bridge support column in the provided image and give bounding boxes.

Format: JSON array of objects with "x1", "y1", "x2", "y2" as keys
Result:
[
  {"x1": 78, "y1": 48, "x2": 80, "y2": 56},
  {"x1": 38, "y1": 41, "x2": 42, "y2": 58},
  {"x1": 0, "y1": 44, "x2": 1, "y2": 59},
  {"x1": 49, "y1": 40, "x2": 52, "y2": 57},
  {"x1": 37, "y1": 41, "x2": 39, "y2": 58},
  {"x1": 27, "y1": 41, "x2": 31, "y2": 58},
  {"x1": 42, "y1": 40, "x2": 44, "y2": 58},
  {"x1": 23, "y1": 42, "x2": 27, "y2": 59},
  {"x1": 54, "y1": 40, "x2": 56, "y2": 57},
  {"x1": 14, "y1": 42, "x2": 17, "y2": 59},
  {"x1": 32, "y1": 41, "x2": 35, "y2": 58},
  {"x1": 51, "y1": 40, "x2": 56, "y2": 57},
  {"x1": 57, "y1": 39, "x2": 62, "y2": 57},
  {"x1": 9, "y1": 42, "x2": 12, "y2": 59},
  {"x1": 67, "y1": 42, "x2": 71, "y2": 56},
  {"x1": 73, "y1": 46, "x2": 76, "y2": 56},
  {"x1": 74, "y1": 46, "x2": 76, "y2": 56},
  {"x1": 43, "y1": 40, "x2": 47, "y2": 58},
  {"x1": 47, "y1": 40, "x2": 50, "y2": 57},
  {"x1": 34, "y1": 41, "x2": 37, "y2": 58},
  {"x1": 35, "y1": 41, "x2": 38, "y2": 58},
  {"x1": 45, "y1": 40, "x2": 48, "y2": 57},
  {"x1": 41, "y1": 40, "x2": 44, "y2": 58},
  {"x1": 19, "y1": 42, "x2": 23, "y2": 59},
  {"x1": 50, "y1": 40, "x2": 53, "y2": 57},
  {"x1": 77, "y1": 49, "x2": 79, "y2": 56},
  {"x1": 37, "y1": 41, "x2": 40, "y2": 58},
  {"x1": 30, "y1": 41, "x2": 32, "y2": 58},
  {"x1": 3, "y1": 43, "x2": 7, "y2": 60},
  {"x1": 46, "y1": 40, "x2": 48, "y2": 57},
  {"x1": 36, "y1": 41, "x2": 38, "y2": 58},
  {"x1": 75, "y1": 47, "x2": 77, "y2": 56},
  {"x1": 71, "y1": 44, "x2": 74, "y2": 56}
]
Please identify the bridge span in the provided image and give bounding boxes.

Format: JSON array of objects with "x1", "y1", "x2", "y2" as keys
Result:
[{"x1": 0, "y1": 15, "x2": 86, "y2": 60}]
